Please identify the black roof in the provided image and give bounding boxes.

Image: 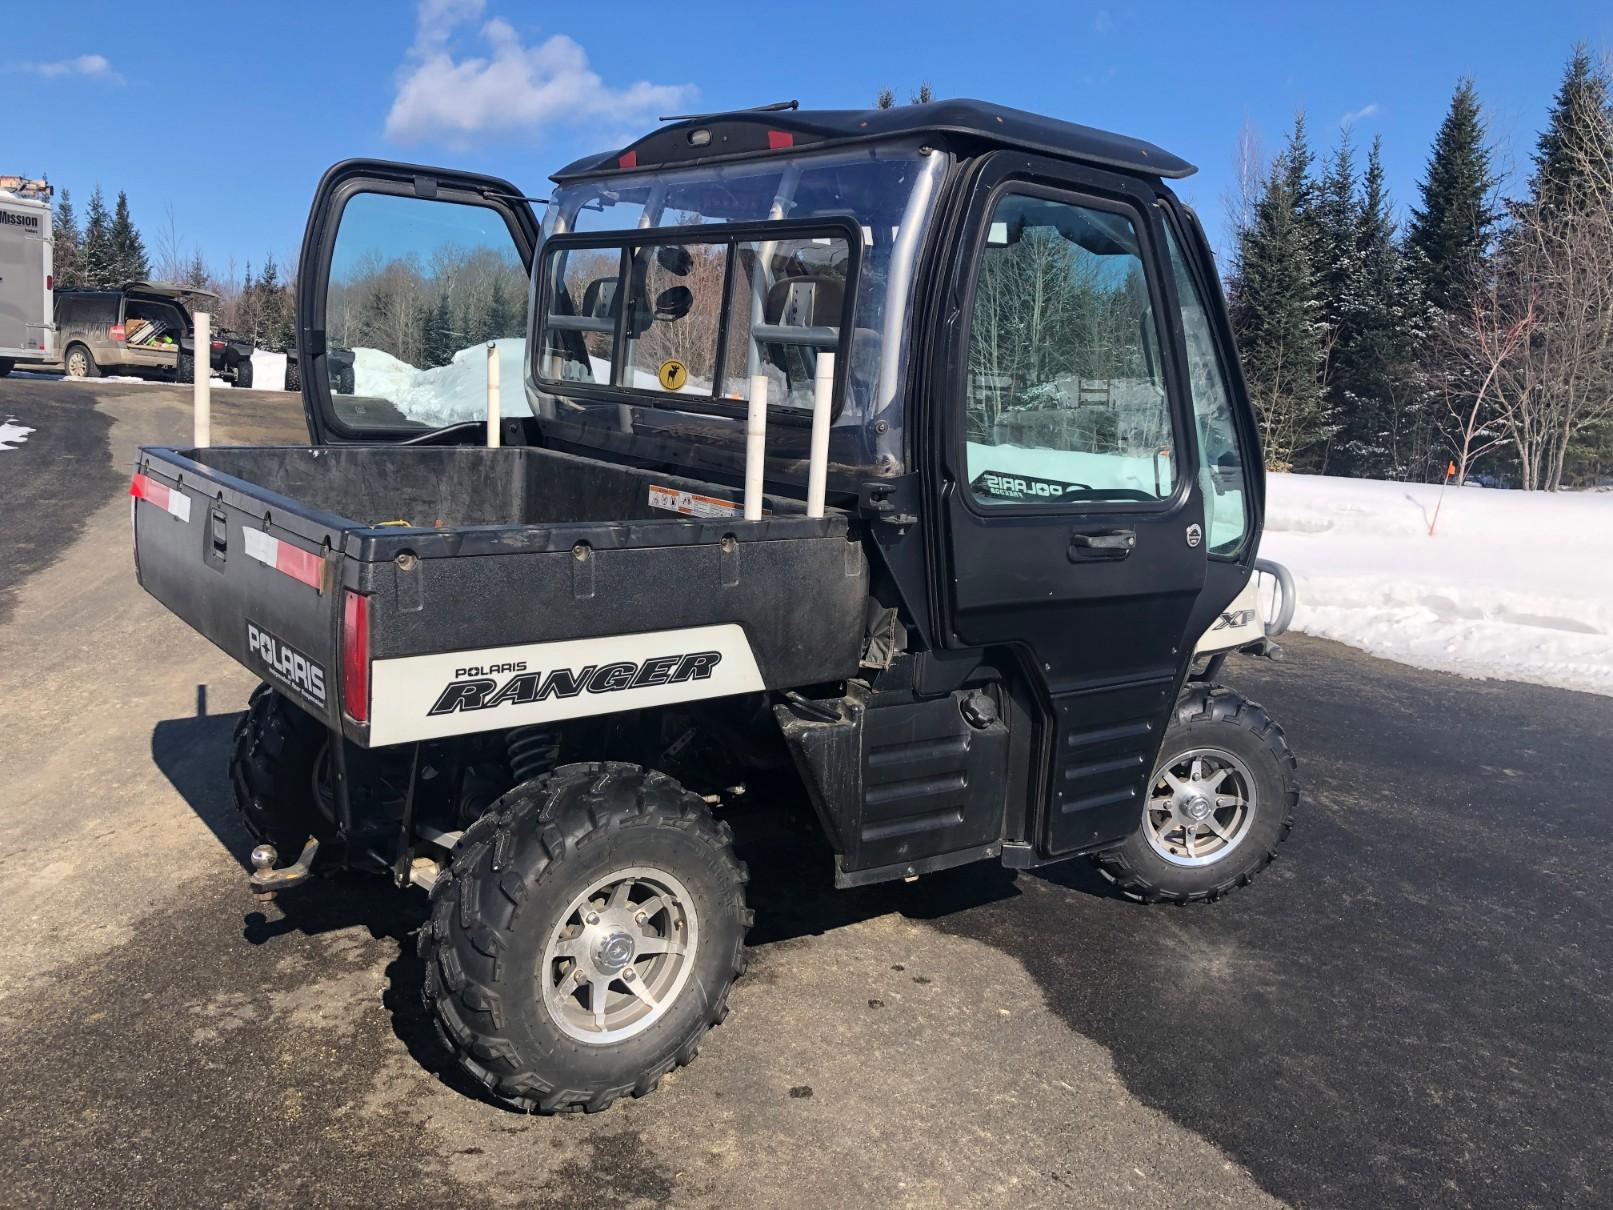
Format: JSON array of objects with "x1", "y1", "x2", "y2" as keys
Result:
[{"x1": 551, "y1": 98, "x2": 1196, "y2": 184}]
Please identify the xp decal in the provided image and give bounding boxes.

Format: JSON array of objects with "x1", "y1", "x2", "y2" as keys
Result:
[
  {"x1": 366, "y1": 624, "x2": 765, "y2": 745},
  {"x1": 246, "y1": 621, "x2": 328, "y2": 708}
]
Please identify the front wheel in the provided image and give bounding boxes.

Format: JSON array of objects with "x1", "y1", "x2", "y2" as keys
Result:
[
  {"x1": 1092, "y1": 685, "x2": 1297, "y2": 904},
  {"x1": 420, "y1": 762, "x2": 751, "y2": 1113}
]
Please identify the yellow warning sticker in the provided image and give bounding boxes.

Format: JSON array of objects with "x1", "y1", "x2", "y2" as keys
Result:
[{"x1": 657, "y1": 359, "x2": 688, "y2": 391}]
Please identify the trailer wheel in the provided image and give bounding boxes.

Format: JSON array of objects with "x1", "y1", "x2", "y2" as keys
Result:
[
  {"x1": 229, "y1": 685, "x2": 333, "y2": 854},
  {"x1": 1092, "y1": 685, "x2": 1297, "y2": 904},
  {"x1": 63, "y1": 344, "x2": 98, "y2": 378},
  {"x1": 420, "y1": 762, "x2": 751, "y2": 1114}
]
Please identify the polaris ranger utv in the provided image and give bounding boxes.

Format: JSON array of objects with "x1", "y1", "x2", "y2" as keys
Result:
[{"x1": 132, "y1": 99, "x2": 1297, "y2": 1113}]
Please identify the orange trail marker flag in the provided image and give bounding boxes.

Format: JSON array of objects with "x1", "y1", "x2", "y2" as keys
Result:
[{"x1": 1430, "y1": 461, "x2": 1458, "y2": 536}]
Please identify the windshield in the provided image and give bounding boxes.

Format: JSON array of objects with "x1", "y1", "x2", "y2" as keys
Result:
[{"x1": 532, "y1": 141, "x2": 946, "y2": 480}]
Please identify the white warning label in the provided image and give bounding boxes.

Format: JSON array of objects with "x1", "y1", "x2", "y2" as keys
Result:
[{"x1": 648, "y1": 484, "x2": 747, "y2": 518}]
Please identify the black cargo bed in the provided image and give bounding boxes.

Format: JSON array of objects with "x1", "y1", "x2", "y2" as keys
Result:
[{"x1": 132, "y1": 444, "x2": 869, "y2": 746}]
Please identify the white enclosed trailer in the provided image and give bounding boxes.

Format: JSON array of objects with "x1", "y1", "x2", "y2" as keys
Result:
[{"x1": 0, "y1": 180, "x2": 54, "y2": 373}]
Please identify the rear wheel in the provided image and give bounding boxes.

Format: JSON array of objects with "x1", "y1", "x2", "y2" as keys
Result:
[
  {"x1": 233, "y1": 357, "x2": 254, "y2": 389},
  {"x1": 176, "y1": 352, "x2": 195, "y2": 384},
  {"x1": 334, "y1": 363, "x2": 355, "y2": 395},
  {"x1": 229, "y1": 685, "x2": 333, "y2": 854},
  {"x1": 285, "y1": 358, "x2": 302, "y2": 392},
  {"x1": 63, "y1": 344, "x2": 97, "y2": 378},
  {"x1": 420, "y1": 762, "x2": 751, "y2": 1113},
  {"x1": 1092, "y1": 685, "x2": 1297, "y2": 904}
]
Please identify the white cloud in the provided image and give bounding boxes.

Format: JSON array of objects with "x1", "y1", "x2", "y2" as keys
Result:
[
  {"x1": 1339, "y1": 102, "x2": 1380, "y2": 129},
  {"x1": 1093, "y1": 8, "x2": 1113, "y2": 33},
  {"x1": 16, "y1": 53, "x2": 122, "y2": 82},
  {"x1": 385, "y1": 4, "x2": 693, "y2": 146}
]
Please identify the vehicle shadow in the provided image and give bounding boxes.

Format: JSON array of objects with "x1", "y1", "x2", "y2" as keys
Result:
[{"x1": 148, "y1": 699, "x2": 1040, "y2": 1114}]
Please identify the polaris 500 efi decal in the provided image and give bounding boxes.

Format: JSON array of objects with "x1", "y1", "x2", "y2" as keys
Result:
[
  {"x1": 246, "y1": 621, "x2": 328, "y2": 708},
  {"x1": 366, "y1": 625, "x2": 765, "y2": 745}
]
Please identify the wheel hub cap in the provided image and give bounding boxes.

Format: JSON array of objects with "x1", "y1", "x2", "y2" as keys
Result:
[{"x1": 594, "y1": 930, "x2": 636, "y2": 972}]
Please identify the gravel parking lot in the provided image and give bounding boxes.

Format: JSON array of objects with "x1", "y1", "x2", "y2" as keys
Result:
[{"x1": 1, "y1": 377, "x2": 1608, "y2": 1209}]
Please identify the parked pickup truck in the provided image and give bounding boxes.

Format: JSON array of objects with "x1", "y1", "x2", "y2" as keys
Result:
[{"x1": 55, "y1": 281, "x2": 257, "y2": 384}]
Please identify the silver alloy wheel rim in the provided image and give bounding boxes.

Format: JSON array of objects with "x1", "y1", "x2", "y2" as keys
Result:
[
  {"x1": 66, "y1": 349, "x2": 86, "y2": 376},
  {"x1": 540, "y1": 866, "x2": 699, "y2": 1045},
  {"x1": 1143, "y1": 746, "x2": 1257, "y2": 868}
]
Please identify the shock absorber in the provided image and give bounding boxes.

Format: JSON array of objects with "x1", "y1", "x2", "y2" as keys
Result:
[{"x1": 506, "y1": 726, "x2": 560, "y2": 787}]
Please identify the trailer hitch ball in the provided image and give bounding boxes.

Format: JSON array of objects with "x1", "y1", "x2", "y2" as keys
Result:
[{"x1": 250, "y1": 845, "x2": 279, "y2": 902}]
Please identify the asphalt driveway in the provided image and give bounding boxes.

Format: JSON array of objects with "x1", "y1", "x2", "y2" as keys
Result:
[{"x1": 0, "y1": 377, "x2": 1606, "y2": 1208}]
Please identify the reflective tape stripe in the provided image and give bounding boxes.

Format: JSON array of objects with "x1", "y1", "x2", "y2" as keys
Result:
[
  {"x1": 241, "y1": 527, "x2": 324, "y2": 590},
  {"x1": 130, "y1": 472, "x2": 191, "y2": 522}
]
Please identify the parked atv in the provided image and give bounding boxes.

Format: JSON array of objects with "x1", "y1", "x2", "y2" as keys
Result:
[{"x1": 132, "y1": 99, "x2": 1297, "y2": 1113}]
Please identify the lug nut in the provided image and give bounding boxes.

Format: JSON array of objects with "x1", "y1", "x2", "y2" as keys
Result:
[
  {"x1": 634, "y1": 911, "x2": 648, "y2": 925},
  {"x1": 622, "y1": 968, "x2": 636, "y2": 981},
  {"x1": 574, "y1": 968, "x2": 588, "y2": 983},
  {"x1": 584, "y1": 911, "x2": 600, "y2": 925}
]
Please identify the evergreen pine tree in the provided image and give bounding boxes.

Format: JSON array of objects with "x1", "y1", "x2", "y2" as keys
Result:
[
  {"x1": 109, "y1": 191, "x2": 149, "y2": 283},
  {"x1": 1314, "y1": 130, "x2": 1363, "y2": 451},
  {"x1": 184, "y1": 253, "x2": 209, "y2": 289},
  {"x1": 52, "y1": 188, "x2": 83, "y2": 288},
  {"x1": 1529, "y1": 43, "x2": 1613, "y2": 216},
  {"x1": 81, "y1": 187, "x2": 116, "y2": 288},
  {"x1": 255, "y1": 256, "x2": 293, "y2": 350},
  {"x1": 1230, "y1": 127, "x2": 1327, "y2": 470},
  {"x1": 422, "y1": 292, "x2": 455, "y2": 367},
  {"x1": 483, "y1": 276, "x2": 514, "y2": 341},
  {"x1": 1335, "y1": 137, "x2": 1417, "y2": 477},
  {"x1": 1405, "y1": 78, "x2": 1497, "y2": 318},
  {"x1": 237, "y1": 262, "x2": 260, "y2": 344}
]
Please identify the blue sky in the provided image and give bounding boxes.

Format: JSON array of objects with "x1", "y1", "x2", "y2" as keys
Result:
[{"x1": 6, "y1": 0, "x2": 1610, "y2": 278}]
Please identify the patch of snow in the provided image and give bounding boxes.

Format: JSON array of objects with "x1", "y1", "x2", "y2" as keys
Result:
[
  {"x1": 1259, "y1": 473, "x2": 1613, "y2": 697},
  {"x1": 0, "y1": 418, "x2": 36, "y2": 450},
  {"x1": 352, "y1": 340, "x2": 531, "y2": 426},
  {"x1": 249, "y1": 350, "x2": 289, "y2": 392}
]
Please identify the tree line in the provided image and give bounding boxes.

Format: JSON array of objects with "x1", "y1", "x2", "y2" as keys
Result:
[
  {"x1": 1229, "y1": 44, "x2": 1613, "y2": 489},
  {"x1": 50, "y1": 185, "x2": 298, "y2": 351},
  {"x1": 327, "y1": 244, "x2": 527, "y2": 370}
]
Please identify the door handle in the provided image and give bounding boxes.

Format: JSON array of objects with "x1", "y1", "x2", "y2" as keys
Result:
[{"x1": 1069, "y1": 528, "x2": 1136, "y2": 560}]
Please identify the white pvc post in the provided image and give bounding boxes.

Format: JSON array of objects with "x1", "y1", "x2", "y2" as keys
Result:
[
  {"x1": 806, "y1": 351, "x2": 834, "y2": 519},
  {"x1": 745, "y1": 374, "x2": 770, "y2": 519},
  {"x1": 485, "y1": 341, "x2": 500, "y2": 449},
  {"x1": 192, "y1": 311, "x2": 211, "y2": 447}
]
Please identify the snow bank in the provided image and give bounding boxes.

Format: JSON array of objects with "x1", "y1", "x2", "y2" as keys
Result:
[
  {"x1": 353, "y1": 340, "x2": 531, "y2": 426},
  {"x1": 1259, "y1": 473, "x2": 1613, "y2": 696}
]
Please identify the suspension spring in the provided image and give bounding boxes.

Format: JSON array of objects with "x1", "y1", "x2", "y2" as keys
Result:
[{"x1": 506, "y1": 726, "x2": 560, "y2": 786}]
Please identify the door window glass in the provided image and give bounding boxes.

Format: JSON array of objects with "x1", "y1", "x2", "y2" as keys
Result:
[
  {"x1": 965, "y1": 192, "x2": 1175, "y2": 506},
  {"x1": 325, "y1": 191, "x2": 529, "y2": 430},
  {"x1": 1163, "y1": 226, "x2": 1250, "y2": 554}
]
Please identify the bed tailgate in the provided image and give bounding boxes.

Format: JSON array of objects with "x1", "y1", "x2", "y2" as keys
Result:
[{"x1": 131, "y1": 447, "x2": 350, "y2": 726}]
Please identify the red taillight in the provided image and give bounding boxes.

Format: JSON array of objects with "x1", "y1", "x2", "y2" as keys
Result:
[
  {"x1": 45, "y1": 274, "x2": 53, "y2": 289},
  {"x1": 767, "y1": 130, "x2": 794, "y2": 150},
  {"x1": 109, "y1": 324, "x2": 125, "y2": 342},
  {"x1": 210, "y1": 340, "x2": 225, "y2": 351},
  {"x1": 341, "y1": 590, "x2": 370, "y2": 724}
]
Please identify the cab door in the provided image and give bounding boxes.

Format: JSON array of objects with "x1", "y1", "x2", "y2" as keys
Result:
[
  {"x1": 930, "y1": 153, "x2": 1209, "y2": 857},
  {"x1": 293, "y1": 159, "x2": 540, "y2": 444}
]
